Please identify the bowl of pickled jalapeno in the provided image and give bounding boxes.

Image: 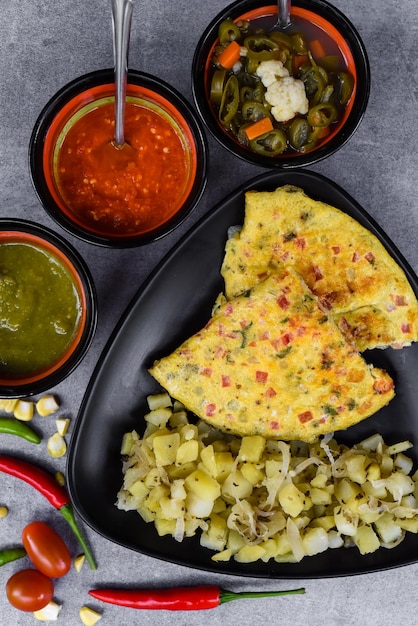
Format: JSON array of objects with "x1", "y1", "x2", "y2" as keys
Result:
[{"x1": 192, "y1": 0, "x2": 370, "y2": 167}]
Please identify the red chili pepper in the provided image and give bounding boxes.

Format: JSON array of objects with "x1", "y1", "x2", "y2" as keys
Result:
[
  {"x1": 0, "y1": 454, "x2": 96, "y2": 569},
  {"x1": 88, "y1": 585, "x2": 305, "y2": 610}
]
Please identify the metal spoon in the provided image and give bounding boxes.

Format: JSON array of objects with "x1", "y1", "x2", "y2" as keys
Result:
[
  {"x1": 275, "y1": 0, "x2": 291, "y2": 30},
  {"x1": 111, "y1": 0, "x2": 133, "y2": 148}
]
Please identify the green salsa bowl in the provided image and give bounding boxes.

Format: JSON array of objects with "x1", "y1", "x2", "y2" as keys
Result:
[{"x1": 0, "y1": 220, "x2": 97, "y2": 397}]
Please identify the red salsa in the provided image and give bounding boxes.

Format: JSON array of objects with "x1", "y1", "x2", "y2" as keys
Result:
[{"x1": 55, "y1": 100, "x2": 191, "y2": 235}]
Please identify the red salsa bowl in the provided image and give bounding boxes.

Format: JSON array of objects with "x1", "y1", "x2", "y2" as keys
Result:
[
  {"x1": 192, "y1": 0, "x2": 370, "y2": 168},
  {"x1": 29, "y1": 70, "x2": 208, "y2": 247},
  {"x1": 0, "y1": 219, "x2": 97, "y2": 397}
]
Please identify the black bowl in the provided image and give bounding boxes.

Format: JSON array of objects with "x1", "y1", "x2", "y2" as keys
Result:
[
  {"x1": 192, "y1": 0, "x2": 370, "y2": 168},
  {"x1": 29, "y1": 69, "x2": 208, "y2": 247},
  {"x1": 0, "y1": 219, "x2": 97, "y2": 397}
]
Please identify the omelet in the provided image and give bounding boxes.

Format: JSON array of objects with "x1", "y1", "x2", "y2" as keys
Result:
[
  {"x1": 149, "y1": 270, "x2": 394, "y2": 442},
  {"x1": 221, "y1": 186, "x2": 418, "y2": 351}
]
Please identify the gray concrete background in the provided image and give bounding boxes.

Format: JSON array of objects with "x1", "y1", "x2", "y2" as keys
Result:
[{"x1": 0, "y1": 0, "x2": 417, "y2": 624}]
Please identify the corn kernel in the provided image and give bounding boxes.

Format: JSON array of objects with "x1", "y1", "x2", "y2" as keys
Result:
[
  {"x1": 33, "y1": 600, "x2": 62, "y2": 621},
  {"x1": 36, "y1": 395, "x2": 60, "y2": 417},
  {"x1": 56, "y1": 418, "x2": 70, "y2": 436},
  {"x1": 14, "y1": 399, "x2": 35, "y2": 421},
  {"x1": 0, "y1": 505, "x2": 9, "y2": 518},
  {"x1": 47, "y1": 433, "x2": 66, "y2": 458},
  {"x1": 79, "y1": 606, "x2": 102, "y2": 626},
  {"x1": 55, "y1": 471, "x2": 66, "y2": 486},
  {"x1": 74, "y1": 553, "x2": 85, "y2": 572}
]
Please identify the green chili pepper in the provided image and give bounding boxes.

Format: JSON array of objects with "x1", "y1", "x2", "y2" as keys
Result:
[
  {"x1": 338, "y1": 71, "x2": 354, "y2": 104},
  {"x1": 210, "y1": 69, "x2": 227, "y2": 106},
  {"x1": 219, "y1": 75, "x2": 239, "y2": 126},
  {"x1": 300, "y1": 65, "x2": 327, "y2": 104},
  {"x1": 249, "y1": 129, "x2": 287, "y2": 156},
  {"x1": 289, "y1": 118, "x2": 310, "y2": 151},
  {"x1": 242, "y1": 100, "x2": 271, "y2": 123},
  {"x1": 307, "y1": 102, "x2": 338, "y2": 127},
  {"x1": 269, "y1": 31, "x2": 292, "y2": 49},
  {"x1": 291, "y1": 33, "x2": 307, "y2": 54},
  {"x1": 0, "y1": 417, "x2": 41, "y2": 444},
  {"x1": 0, "y1": 547, "x2": 26, "y2": 567},
  {"x1": 320, "y1": 55, "x2": 340, "y2": 72},
  {"x1": 218, "y1": 18, "x2": 241, "y2": 44},
  {"x1": 244, "y1": 35, "x2": 280, "y2": 61},
  {"x1": 239, "y1": 81, "x2": 265, "y2": 104}
]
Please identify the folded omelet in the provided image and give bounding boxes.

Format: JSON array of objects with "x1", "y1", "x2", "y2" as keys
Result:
[
  {"x1": 221, "y1": 186, "x2": 418, "y2": 351},
  {"x1": 149, "y1": 270, "x2": 394, "y2": 442}
]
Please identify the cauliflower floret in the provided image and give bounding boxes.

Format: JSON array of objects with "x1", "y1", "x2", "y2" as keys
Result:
[
  {"x1": 256, "y1": 59, "x2": 290, "y2": 86},
  {"x1": 256, "y1": 60, "x2": 309, "y2": 123}
]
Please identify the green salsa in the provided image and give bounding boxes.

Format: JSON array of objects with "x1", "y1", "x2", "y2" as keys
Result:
[{"x1": 0, "y1": 242, "x2": 83, "y2": 379}]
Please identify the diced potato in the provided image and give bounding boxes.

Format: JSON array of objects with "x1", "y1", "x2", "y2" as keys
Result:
[
  {"x1": 166, "y1": 461, "x2": 197, "y2": 480},
  {"x1": 234, "y1": 544, "x2": 266, "y2": 563},
  {"x1": 154, "y1": 518, "x2": 177, "y2": 537},
  {"x1": 152, "y1": 433, "x2": 180, "y2": 466},
  {"x1": 159, "y1": 496, "x2": 185, "y2": 519},
  {"x1": 169, "y1": 410, "x2": 189, "y2": 428},
  {"x1": 185, "y1": 492, "x2": 214, "y2": 518},
  {"x1": 200, "y1": 445, "x2": 217, "y2": 477},
  {"x1": 374, "y1": 512, "x2": 404, "y2": 544},
  {"x1": 310, "y1": 473, "x2": 328, "y2": 489},
  {"x1": 397, "y1": 518, "x2": 418, "y2": 533},
  {"x1": 145, "y1": 407, "x2": 172, "y2": 429},
  {"x1": 221, "y1": 470, "x2": 253, "y2": 501},
  {"x1": 185, "y1": 469, "x2": 221, "y2": 501},
  {"x1": 334, "y1": 479, "x2": 361, "y2": 504},
  {"x1": 385, "y1": 472, "x2": 414, "y2": 499},
  {"x1": 238, "y1": 435, "x2": 266, "y2": 463},
  {"x1": 366, "y1": 462, "x2": 381, "y2": 481},
  {"x1": 176, "y1": 439, "x2": 199, "y2": 465},
  {"x1": 310, "y1": 515, "x2": 335, "y2": 531},
  {"x1": 240, "y1": 462, "x2": 264, "y2": 486},
  {"x1": 200, "y1": 514, "x2": 228, "y2": 551},
  {"x1": 310, "y1": 487, "x2": 332, "y2": 506},
  {"x1": 128, "y1": 479, "x2": 149, "y2": 501},
  {"x1": 334, "y1": 505, "x2": 358, "y2": 536},
  {"x1": 302, "y1": 527, "x2": 329, "y2": 556},
  {"x1": 344, "y1": 454, "x2": 368, "y2": 484},
  {"x1": 353, "y1": 524, "x2": 380, "y2": 554},
  {"x1": 147, "y1": 392, "x2": 172, "y2": 411},
  {"x1": 214, "y1": 451, "x2": 235, "y2": 482},
  {"x1": 278, "y1": 483, "x2": 305, "y2": 517},
  {"x1": 120, "y1": 431, "x2": 136, "y2": 455},
  {"x1": 394, "y1": 453, "x2": 414, "y2": 475}
]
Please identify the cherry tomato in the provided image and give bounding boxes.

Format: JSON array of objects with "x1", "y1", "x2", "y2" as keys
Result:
[
  {"x1": 6, "y1": 568, "x2": 54, "y2": 612},
  {"x1": 22, "y1": 521, "x2": 71, "y2": 578}
]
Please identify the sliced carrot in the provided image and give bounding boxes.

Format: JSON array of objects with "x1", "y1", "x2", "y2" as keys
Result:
[
  {"x1": 218, "y1": 40, "x2": 241, "y2": 69},
  {"x1": 310, "y1": 39, "x2": 326, "y2": 61},
  {"x1": 292, "y1": 53, "x2": 309, "y2": 73},
  {"x1": 244, "y1": 117, "x2": 274, "y2": 141}
]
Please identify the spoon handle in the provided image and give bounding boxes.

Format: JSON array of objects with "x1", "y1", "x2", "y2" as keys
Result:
[
  {"x1": 112, "y1": 0, "x2": 133, "y2": 147},
  {"x1": 277, "y1": 0, "x2": 291, "y2": 28}
]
